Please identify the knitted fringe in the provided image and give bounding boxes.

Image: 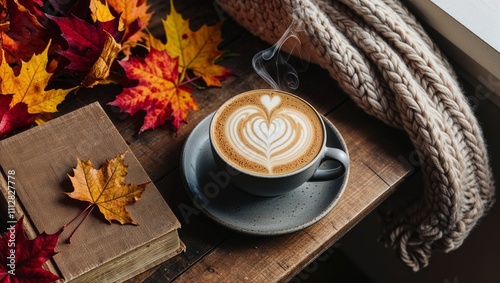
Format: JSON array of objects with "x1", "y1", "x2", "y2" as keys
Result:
[{"x1": 217, "y1": 0, "x2": 496, "y2": 271}]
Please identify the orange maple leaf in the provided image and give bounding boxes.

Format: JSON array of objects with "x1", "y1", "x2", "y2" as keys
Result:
[
  {"x1": 107, "y1": 0, "x2": 152, "y2": 55},
  {"x1": 151, "y1": 0, "x2": 231, "y2": 87},
  {"x1": 66, "y1": 152, "x2": 149, "y2": 226},
  {"x1": 109, "y1": 48, "x2": 198, "y2": 132}
]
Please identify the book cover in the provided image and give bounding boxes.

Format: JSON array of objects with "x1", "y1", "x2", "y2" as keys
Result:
[{"x1": 0, "y1": 102, "x2": 184, "y2": 282}]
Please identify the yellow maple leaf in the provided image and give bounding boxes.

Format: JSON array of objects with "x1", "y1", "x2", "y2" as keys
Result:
[
  {"x1": 67, "y1": 152, "x2": 149, "y2": 225},
  {"x1": 155, "y1": 0, "x2": 230, "y2": 87},
  {"x1": 0, "y1": 43, "x2": 77, "y2": 114}
]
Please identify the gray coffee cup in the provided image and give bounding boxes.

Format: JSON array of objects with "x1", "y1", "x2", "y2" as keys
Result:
[{"x1": 209, "y1": 89, "x2": 349, "y2": 197}]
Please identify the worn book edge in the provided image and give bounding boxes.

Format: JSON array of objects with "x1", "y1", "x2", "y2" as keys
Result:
[
  {"x1": 0, "y1": 102, "x2": 184, "y2": 282},
  {"x1": 1, "y1": 170, "x2": 186, "y2": 283}
]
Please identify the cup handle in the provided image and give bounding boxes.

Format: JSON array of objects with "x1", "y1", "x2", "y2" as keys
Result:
[{"x1": 311, "y1": 148, "x2": 349, "y2": 180}]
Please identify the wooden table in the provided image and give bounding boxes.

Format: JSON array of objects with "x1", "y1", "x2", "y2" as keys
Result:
[{"x1": 55, "y1": 1, "x2": 413, "y2": 281}]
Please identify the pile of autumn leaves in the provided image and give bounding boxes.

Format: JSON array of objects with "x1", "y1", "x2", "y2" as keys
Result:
[{"x1": 0, "y1": 0, "x2": 230, "y2": 138}]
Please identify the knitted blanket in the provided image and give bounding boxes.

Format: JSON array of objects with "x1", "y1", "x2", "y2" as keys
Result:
[{"x1": 216, "y1": 0, "x2": 496, "y2": 271}]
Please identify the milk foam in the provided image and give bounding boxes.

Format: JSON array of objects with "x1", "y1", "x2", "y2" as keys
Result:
[{"x1": 212, "y1": 91, "x2": 323, "y2": 175}]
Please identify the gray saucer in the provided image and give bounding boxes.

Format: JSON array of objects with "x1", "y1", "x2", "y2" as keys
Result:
[{"x1": 180, "y1": 113, "x2": 349, "y2": 236}]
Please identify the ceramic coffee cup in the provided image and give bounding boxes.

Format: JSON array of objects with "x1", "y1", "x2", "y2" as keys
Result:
[{"x1": 209, "y1": 89, "x2": 349, "y2": 197}]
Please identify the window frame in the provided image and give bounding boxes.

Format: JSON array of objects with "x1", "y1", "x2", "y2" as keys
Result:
[{"x1": 402, "y1": 0, "x2": 500, "y2": 107}]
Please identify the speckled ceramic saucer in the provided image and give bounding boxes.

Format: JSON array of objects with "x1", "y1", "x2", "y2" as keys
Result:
[{"x1": 180, "y1": 112, "x2": 349, "y2": 236}]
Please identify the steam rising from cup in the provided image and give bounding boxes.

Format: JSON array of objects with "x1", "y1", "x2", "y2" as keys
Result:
[{"x1": 252, "y1": 19, "x2": 309, "y2": 91}]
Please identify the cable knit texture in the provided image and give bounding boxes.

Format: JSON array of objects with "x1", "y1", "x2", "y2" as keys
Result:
[{"x1": 216, "y1": 0, "x2": 496, "y2": 271}]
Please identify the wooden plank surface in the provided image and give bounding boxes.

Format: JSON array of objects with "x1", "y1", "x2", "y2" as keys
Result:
[
  {"x1": 133, "y1": 1, "x2": 412, "y2": 280},
  {"x1": 1, "y1": 0, "x2": 413, "y2": 282},
  {"x1": 152, "y1": 101, "x2": 412, "y2": 283}
]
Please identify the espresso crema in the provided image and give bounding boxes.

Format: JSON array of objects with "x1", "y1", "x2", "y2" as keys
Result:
[{"x1": 211, "y1": 90, "x2": 324, "y2": 175}]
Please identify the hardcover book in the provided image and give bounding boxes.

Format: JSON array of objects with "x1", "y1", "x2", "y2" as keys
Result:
[{"x1": 0, "y1": 102, "x2": 184, "y2": 282}]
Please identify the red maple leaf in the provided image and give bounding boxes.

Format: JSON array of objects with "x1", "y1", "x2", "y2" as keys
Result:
[
  {"x1": 48, "y1": 14, "x2": 122, "y2": 74},
  {"x1": 0, "y1": 217, "x2": 61, "y2": 283},
  {"x1": 109, "y1": 48, "x2": 198, "y2": 132},
  {"x1": 0, "y1": 95, "x2": 37, "y2": 139}
]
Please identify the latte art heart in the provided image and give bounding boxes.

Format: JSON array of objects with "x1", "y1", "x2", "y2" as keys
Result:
[
  {"x1": 212, "y1": 91, "x2": 324, "y2": 175},
  {"x1": 225, "y1": 101, "x2": 316, "y2": 174},
  {"x1": 260, "y1": 94, "x2": 281, "y2": 112}
]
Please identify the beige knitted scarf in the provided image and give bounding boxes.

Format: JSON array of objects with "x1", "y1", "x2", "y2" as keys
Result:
[{"x1": 216, "y1": 0, "x2": 496, "y2": 271}]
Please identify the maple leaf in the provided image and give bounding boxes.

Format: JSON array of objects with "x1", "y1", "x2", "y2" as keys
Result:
[
  {"x1": 0, "y1": 95, "x2": 37, "y2": 138},
  {"x1": 0, "y1": 216, "x2": 61, "y2": 283},
  {"x1": 48, "y1": 14, "x2": 122, "y2": 87},
  {"x1": 109, "y1": 48, "x2": 198, "y2": 132},
  {"x1": 107, "y1": 0, "x2": 152, "y2": 55},
  {"x1": 66, "y1": 152, "x2": 149, "y2": 226},
  {"x1": 0, "y1": 43, "x2": 77, "y2": 114},
  {"x1": 0, "y1": 0, "x2": 49, "y2": 69},
  {"x1": 156, "y1": 0, "x2": 231, "y2": 87}
]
